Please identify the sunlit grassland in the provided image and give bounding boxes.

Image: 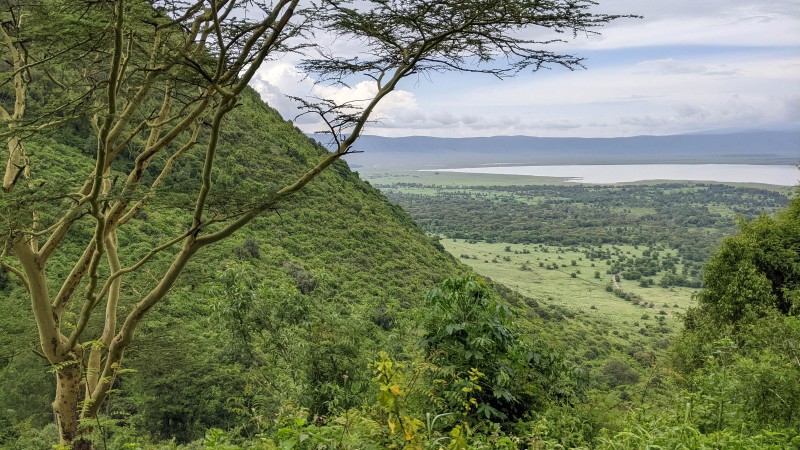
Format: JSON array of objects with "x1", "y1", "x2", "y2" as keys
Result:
[
  {"x1": 384, "y1": 185, "x2": 549, "y2": 204},
  {"x1": 367, "y1": 169, "x2": 790, "y2": 365},
  {"x1": 442, "y1": 239, "x2": 698, "y2": 336}
]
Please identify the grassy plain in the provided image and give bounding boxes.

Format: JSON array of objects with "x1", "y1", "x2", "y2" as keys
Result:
[
  {"x1": 443, "y1": 239, "x2": 697, "y2": 334},
  {"x1": 358, "y1": 168, "x2": 785, "y2": 343},
  {"x1": 365, "y1": 168, "x2": 792, "y2": 375}
]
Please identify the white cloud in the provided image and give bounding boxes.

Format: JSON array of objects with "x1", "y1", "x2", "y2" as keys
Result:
[
  {"x1": 252, "y1": 61, "x2": 429, "y2": 132},
  {"x1": 371, "y1": 53, "x2": 799, "y2": 137},
  {"x1": 577, "y1": 0, "x2": 800, "y2": 49},
  {"x1": 633, "y1": 59, "x2": 738, "y2": 77},
  {"x1": 248, "y1": 1, "x2": 800, "y2": 137}
]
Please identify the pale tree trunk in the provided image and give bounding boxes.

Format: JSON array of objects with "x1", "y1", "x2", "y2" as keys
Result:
[
  {"x1": 3, "y1": 134, "x2": 28, "y2": 192},
  {"x1": 0, "y1": 5, "x2": 29, "y2": 193},
  {"x1": 53, "y1": 355, "x2": 93, "y2": 449},
  {"x1": 11, "y1": 238, "x2": 87, "y2": 446}
]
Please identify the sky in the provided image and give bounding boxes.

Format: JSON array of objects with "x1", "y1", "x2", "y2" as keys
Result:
[{"x1": 250, "y1": 0, "x2": 800, "y2": 138}]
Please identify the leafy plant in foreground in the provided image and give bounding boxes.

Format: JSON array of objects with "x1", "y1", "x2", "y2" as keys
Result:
[{"x1": 421, "y1": 276, "x2": 583, "y2": 426}]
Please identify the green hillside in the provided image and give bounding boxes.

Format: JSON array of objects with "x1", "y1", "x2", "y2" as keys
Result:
[
  {"x1": 1, "y1": 78, "x2": 626, "y2": 447},
  {"x1": 0, "y1": 87, "x2": 471, "y2": 442}
]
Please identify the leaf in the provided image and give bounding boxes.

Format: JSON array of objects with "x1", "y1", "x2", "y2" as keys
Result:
[{"x1": 445, "y1": 323, "x2": 465, "y2": 335}]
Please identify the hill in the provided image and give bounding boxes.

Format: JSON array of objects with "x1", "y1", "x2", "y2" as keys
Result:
[
  {"x1": 0, "y1": 87, "x2": 469, "y2": 442},
  {"x1": 312, "y1": 131, "x2": 800, "y2": 168},
  {"x1": 2, "y1": 1, "x2": 798, "y2": 447}
]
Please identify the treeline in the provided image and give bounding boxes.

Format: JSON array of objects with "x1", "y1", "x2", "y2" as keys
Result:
[{"x1": 384, "y1": 183, "x2": 789, "y2": 263}]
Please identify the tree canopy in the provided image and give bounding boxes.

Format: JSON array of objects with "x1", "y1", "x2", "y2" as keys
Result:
[
  {"x1": 690, "y1": 192, "x2": 800, "y2": 329},
  {"x1": 669, "y1": 192, "x2": 800, "y2": 431}
]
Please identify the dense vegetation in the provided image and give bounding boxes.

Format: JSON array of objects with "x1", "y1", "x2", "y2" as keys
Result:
[
  {"x1": 382, "y1": 183, "x2": 789, "y2": 263},
  {"x1": 0, "y1": 86, "x2": 472, "y2": 444},
  {"x1": 671, "y1": 198, "x2": 800, "y2": 431}
]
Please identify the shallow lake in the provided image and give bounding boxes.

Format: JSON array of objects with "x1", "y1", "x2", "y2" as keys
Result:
[{"x1": 424, "y1": 164, "x2": 799, "y2": 186}]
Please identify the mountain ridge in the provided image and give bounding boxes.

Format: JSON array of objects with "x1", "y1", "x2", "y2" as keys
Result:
[{"x1": 306, "y1": 131, "x2": 800, "y2": 168}]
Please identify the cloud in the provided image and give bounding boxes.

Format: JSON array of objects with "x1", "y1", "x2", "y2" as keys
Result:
[
  {"x1": 252, "y1": 62, "x2": 538, "y2": 135},
  {"x1": 600, "y1": 0, "x2": 800, "y2": 21},
  {"x1": 634, "y1": 59, "x2": 738, "y2": 77},
  {"x1": 575, "y1": 0, "x2": 800, "y2": 50},
  {"x1": 251, "y1": 62, "x2": 427, "y2": 132},
  {"x1": 246, "y1": 1, "x2": 800, "y2": 138},
  {"x1": 674, "y1": 104, "x2": 711, "y2": 120},
  {"x1": 250, "y1": 62, "x2": 312, "y2": 120},
  {"x1": 783, "y1": 96, "x2": 800, "y2": 123}
]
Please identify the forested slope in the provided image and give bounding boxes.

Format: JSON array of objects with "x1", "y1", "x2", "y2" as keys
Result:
[{"x1": 0, "y1": 87, "x2": 469, "y2": 442}]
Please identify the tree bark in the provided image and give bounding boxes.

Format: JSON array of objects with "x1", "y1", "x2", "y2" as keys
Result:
[
  {"x1": 53, "y1": 354, "x2": 92, "y2": 449},
  {"x1": 0, "y1": 6, "x2": 29, "y2": 193}
]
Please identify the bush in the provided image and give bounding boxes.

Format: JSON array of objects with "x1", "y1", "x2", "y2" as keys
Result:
[
  {"x1": 601, "y1": 359, "x2": 639, "y2": 387},
  {"x1": 422, "y1": 277, "x2": 580, "y2": 424},
  {"x1": 233, "y1": 237, "x2": 261, "y2": 260}
]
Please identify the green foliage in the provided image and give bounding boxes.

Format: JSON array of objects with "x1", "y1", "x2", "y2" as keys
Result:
[
  {"x1": 0, "y1": 422, "x2": 59, "y2": 450},
  {"x1": 371, "y1": 352, "x2": 431, "y2": 448},
  {"x1": 517, "y1": 405, "x2": 595, "y2": 449},
  {"x1": 0, "y1": 83, "x2": 465, "y2": 444},
  {"x1": 2, "y1": 4, "x2": 795, "y2": 442},
  {"x1": 669, "y1": 192, "x2": 800, "y2": 434},
  {"x1": 212, "y1": 265, "x2": 374, "y2": 423},
  {"x1": 0, "y1": 268, "x2": 8, "y2": 290},
  {"x1": 422, "y1": 277, "x2": 521, "y2": 422},
  {"x1": 0, "y1": 346, "x2": 53, "y2": 435},
  {"x1": 675, "y1": 193, "x2": 800, "y2": 355},
  {"x1": 695, "y1": 195, "x2": 800, "y2": 327},
  {"x1": 598, "y1": 418, "x2": 799, "y2": 450},
  {"x1": 421, "y1": 277, "x2": 582, "y2": 425},
  {"x1": 114, "y1": 291, "x2": 245, "y2": 442},
  {"x1": 600, "y1": 359, "x2": 639, "y2": 388}
]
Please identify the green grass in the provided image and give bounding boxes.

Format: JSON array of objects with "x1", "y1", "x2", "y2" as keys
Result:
[{"x1": 442, "y1": 239, "x2": 697, "y2": 335}]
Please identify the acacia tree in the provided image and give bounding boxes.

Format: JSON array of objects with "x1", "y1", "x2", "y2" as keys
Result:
[
  {"x1": 0, "y1": 0, "x2": 628, "y2": 446},
  {"x1": 1, "y1": 0, "x2": 102, "y2": 192}
]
